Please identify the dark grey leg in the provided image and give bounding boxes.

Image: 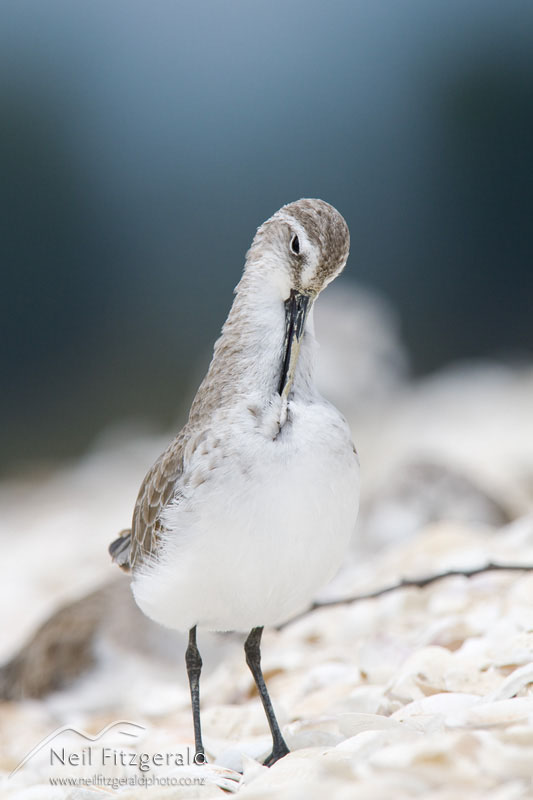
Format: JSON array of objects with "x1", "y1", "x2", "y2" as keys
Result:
[
  {"x1": 244, "y1": 627, "x2": 290, "y2": 767},
  {"x1": 186, "y1": 626, "x2": 206, "y2": 764}
]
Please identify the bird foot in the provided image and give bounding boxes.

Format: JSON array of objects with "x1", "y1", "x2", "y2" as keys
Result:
[{"x1": 262, "y1": 742, "x2": 290, "y2": 767}]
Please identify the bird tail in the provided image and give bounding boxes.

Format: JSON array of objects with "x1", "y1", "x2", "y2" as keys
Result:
[{"x1": 108, "y1": 529, "x2": 132, "y2": 572}]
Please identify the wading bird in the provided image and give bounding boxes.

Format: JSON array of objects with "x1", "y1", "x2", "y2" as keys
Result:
[{"x1": 110, "y1": 199, "x2": 360, "y2": 766}]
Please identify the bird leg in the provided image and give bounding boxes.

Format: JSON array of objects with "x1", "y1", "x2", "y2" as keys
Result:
[
  {"x1": 186, "y1": 626, "x2": 206, "y2": 764},
  {"x1": 244, "y1": 626, "x2": 289, "y2": 767}
]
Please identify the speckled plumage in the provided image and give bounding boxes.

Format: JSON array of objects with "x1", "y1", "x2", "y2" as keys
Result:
[
  {"x1": 111, "y1": 199, "x2": 353, "y2": 577},
  {"x1": 109, "y1": 198, "x2": 359, "y2": 634}
]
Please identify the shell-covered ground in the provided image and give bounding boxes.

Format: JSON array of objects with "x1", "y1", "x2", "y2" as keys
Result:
[{"x1": 1, "y1": 287, "x2": 533, "y2": 799}]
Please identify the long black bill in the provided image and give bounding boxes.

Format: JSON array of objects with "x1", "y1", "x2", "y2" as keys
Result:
[{"x1": 278, "y1": 289, "x2": 312, "y2": 398}]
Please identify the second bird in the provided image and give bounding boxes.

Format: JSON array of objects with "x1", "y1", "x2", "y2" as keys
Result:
[{"x1": 109, "y1": 198, "x2": 360, "y2": 767}]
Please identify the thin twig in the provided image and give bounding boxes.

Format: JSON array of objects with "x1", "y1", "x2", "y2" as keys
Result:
[{"x1": 284, "y1": 562, "x2": 533, "y2": 627}]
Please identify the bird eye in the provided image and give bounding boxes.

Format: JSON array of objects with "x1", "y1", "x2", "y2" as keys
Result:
[{"x1": 290, "y1": 235, "x2": 300, "y2": 255}]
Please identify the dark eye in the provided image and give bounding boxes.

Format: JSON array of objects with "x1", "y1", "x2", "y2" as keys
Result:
[{"x1": 290, "y1": 235, "x2": 300, "y2": 255}]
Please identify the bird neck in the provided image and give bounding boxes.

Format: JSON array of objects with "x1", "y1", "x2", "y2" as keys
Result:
[{"x1": 188, "y1": 271, "x2": 317, "y2": 427}]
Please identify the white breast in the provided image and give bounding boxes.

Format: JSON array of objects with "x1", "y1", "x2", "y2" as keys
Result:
[{"x1": 132, "y1": 399, "x2": 359, "y2": 633}]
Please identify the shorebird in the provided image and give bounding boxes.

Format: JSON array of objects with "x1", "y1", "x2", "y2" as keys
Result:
[{"x1": 109, "y1": 198, "x2": 360, "y2": 767}]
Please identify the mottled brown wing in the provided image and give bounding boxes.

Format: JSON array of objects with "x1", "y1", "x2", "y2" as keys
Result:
[{"x1": 129, "y1": 433, "x2": 185, "y2": 570}]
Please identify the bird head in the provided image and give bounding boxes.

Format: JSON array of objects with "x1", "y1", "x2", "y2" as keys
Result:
[{"x1": 246, "y1": 198, "x2": 350, "y2": 399}]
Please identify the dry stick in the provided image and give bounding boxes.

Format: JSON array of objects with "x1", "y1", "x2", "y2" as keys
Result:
[{"x1": 285, "y1": 563, "x2": 533, "y2": 627}]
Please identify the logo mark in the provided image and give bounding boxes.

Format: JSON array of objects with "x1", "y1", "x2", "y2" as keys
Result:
[{"x1": 10, "y1": 720, "x2": 145, "y2": 778}]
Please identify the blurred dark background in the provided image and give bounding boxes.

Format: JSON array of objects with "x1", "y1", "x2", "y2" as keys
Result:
[{"x1": 1, "y1": 0, "x2": 532, "y2": 474}]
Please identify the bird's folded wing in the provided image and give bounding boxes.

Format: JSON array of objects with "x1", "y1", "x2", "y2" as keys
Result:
[{"x1": 129, "y1": 433, "x2": 185, "y2": 569}]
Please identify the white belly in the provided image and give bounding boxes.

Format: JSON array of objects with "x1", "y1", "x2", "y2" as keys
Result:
[{"x1": 132, "y1": 400, "x2": 359, "y2": 632}]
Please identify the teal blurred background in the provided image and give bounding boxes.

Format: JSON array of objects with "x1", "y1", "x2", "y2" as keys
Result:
[{"x1": 1, "y1": 0, "x2": 532, "y2": 474}]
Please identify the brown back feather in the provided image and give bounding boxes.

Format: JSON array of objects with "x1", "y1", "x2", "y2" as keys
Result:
[{"x1": 129, "y1": 432, "x2": 186, "y2": 569}]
